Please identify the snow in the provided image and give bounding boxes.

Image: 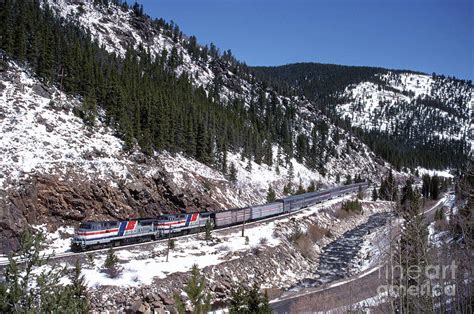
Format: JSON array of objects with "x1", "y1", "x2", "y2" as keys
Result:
[
  {"x1": 382, "y1": 72, "x2": 433, "y2": 97},
  {"x1": 0, "y1": 57, "x2": 390, "y2": 222},
  {"x1": 32, "y1": 224, "x2": 75, "y2": 256},
  {"x1": 44, "y1": 0, "x2": 240, "y2": 102},
  {"x1": 337, "y1": 71, "x2": 471, "y2": 145},
  {"x1": 0, "y1": 61, "x2": 131, "y2": 190},
  {"x1": 416, "y1": 167, "x2": 454, "y2": 178},
  {"x1": 80, "y1": 193, "x2": 360, "y2": 288},
  {"x1": 81, "y1": 219, "x2": 281, "y2": 287}
]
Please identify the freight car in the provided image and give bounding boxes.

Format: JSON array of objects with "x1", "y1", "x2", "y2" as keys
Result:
[{"x1": 71, "y1": 182, "x2": 368, "y2": 251}]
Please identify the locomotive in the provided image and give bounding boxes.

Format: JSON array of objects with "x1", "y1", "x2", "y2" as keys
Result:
[{"x1": 71, "y1": 182, "x2": 367, "y2": 251}]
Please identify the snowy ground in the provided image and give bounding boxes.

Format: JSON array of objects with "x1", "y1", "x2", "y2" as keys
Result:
[
  {"x1": 337, "y1": 71, "x2": 471, "y2": 144},
  {"x1": 1, "y1": 57, "x2": 387, "y2": 212},
  {"x1": 82, "y1": 221, "x2": 280, "y2": 288},
  {"x1": 416, "y1": 167, "x2": 454, "y2": 178},
  {"x1": 1, "y1": 194, "x2": 358, "y2": 288},
  {"x1": 79, "y1": 195, "x2": 359, "y2": 288},
  {"x1": 0, "y1": 60, "x2": 131, "y2": 191}
]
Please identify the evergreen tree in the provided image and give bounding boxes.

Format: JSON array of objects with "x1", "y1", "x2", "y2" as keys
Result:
[
  {"x1": 287, "y1": 162, "x2": 294, "y2": 183},
  {"x1": 81, "y1": 88, "x2": 98, "y2": 126},
  {"x1": 229, "y1": 285, "x2": 247, "y2": 314},
  {"x1": 229, "y1": 162, "x2": 237, "y2": 183},
  {"x1": 266, "y1": 185, "x2": 276, "y2": 203},
  {"x1": 394, "y1": 190, "x2": 432, "y2": 311},
  {"x1": 64, "y1": 261, "x2": 91, "y2": 313},
  {"x1": 204, "y1": 220, "x2": 212, "y2": 243},
  {"x1": 246, "y1": 156, "x2": 253, "y2": 172},
  {"x1": 296, "y1": 179, "x2": 305, "y2": 195},
  {"x1": 0, "y1": 230, "x2": 89, "y2": 313},
  {"x1": 175, "y1": 264, "x2": 210, "y2": 314},
  {"x1": 379, "y1": 170, "x2": 396, "y2": 201},
  {"x1": 371, "y1": 187, "x2": 378, "y2": 201},
  {"x1": 430, "y1": 175, "x2": 440, "y2": 200},
  {"x1": 228, "y1": 283, "x2": 271, "y2": 314},
  {"x1": 307, "y1": 180, "x2": 316, "y2": 192},
  {"x1": 103, "y1": 248, "x2": 120, "y2": 278},
  {"x1": 344, "y1": 174, "x2": 352, "y2": 185},
  {"x1": 400, "y1": 178, "x2": 415, "y2": 208},
  {"x1": 421, "y1": 174, "x2": 431, "y2": 198},
  {"x1": 283, "y1": 183, "x2": 292, "y2": 195}
]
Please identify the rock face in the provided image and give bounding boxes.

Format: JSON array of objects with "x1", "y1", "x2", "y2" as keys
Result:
[{"x1": 0, "y1": 164, "x2": 240, "y2": 253}]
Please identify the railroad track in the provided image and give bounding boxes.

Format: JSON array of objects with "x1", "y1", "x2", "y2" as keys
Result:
[{"x1": 0, "y1": 191, "x2": 360, "y2": 266}]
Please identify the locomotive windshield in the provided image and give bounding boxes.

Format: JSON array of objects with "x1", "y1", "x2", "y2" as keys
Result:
[{"x1": 78, "y1": 223, "x2": 92, "y2": 230}]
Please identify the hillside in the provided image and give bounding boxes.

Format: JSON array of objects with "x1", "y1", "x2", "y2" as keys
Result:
[
  {"x1": 0, "y1": 0, "x2": 394, "y2": 253},
  {"x1": 252, "y1": 63, "x2": 472, "y2": 170}
]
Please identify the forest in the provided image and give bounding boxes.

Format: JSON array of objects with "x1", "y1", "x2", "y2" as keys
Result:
[
  {"x1": 0, "y1": 0, "x2": 289, "y2": 172},
  {"x1": 252, "y1": 63, "x2": 470, "y2": 171},
  {"x1": 1, "y1": 0, "x2": 468, "y2": 175}
]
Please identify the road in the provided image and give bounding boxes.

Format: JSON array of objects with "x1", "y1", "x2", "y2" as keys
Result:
[{"x1": 270, "y1": 195, "x2": 454, "y2": 313}]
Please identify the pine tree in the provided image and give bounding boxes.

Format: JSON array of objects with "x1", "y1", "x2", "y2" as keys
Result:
[
  {"x1": 287, "y1": 162, "x2": 294, "y2": 183},
  {"x1": 344, "y1": 174, "x2": 352, "y2": 185},
  {"x1": 266, "y1": 185, "x2": 276, "y2": 203},
  {"x1": 421, "y1": 174, "x2": 431, "y2": 198},
  {"x1": 371, "y1": 187, "x2": 378, "y2": 201},
  {"x1": 246, "y1": 156, "x2": 253, "y2": 172},
  {"x1": 229, "y1": 286, "x2": 247, "y2": 314},
  {"x1": 222, "y1": 146, "x2": 228, "y2": 174},
  {"x1": 103, "y1": 248, "x2": 120, "y2": 278},
  {"x1": 204, "y1": 220, "x2": 212, "y2": 243},
  {"x1": 296, "y1": 179, "x2": 305, "y2": 195},
  {"x1": 0, "y1": 230, "x2": 90, "y2": 313},
  {"x1": 229, "y1": 283, "x2": 271, "y2": 314},
  {"x1": 430, "y1": 175, "x2": 440, "y2": 200},
  {"x1": 63, "y1": 261, "x2": 90, "y2": 313},
  {"x1": 395, "y1": 190, "x2": 432, "y2": 311},
  {"x1": 175, "y1": 264, "x2": 210, "y2": 314},
  {"x1": 259, "y1": 290, "x2": 272, "y2": 314},
  {"x1": 307, "y1": 180, "x2": 316, "y2": 192},
  {"x1": 229, "y1": 162, "x2": 237, "y2": 183},
  {"x1": 81, "y1": 88, "x2": 98, "y2": 126}
]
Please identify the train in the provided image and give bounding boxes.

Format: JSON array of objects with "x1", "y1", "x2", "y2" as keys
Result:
[{"x1": 70, "y1": 182, "x2": 368, "y2": 251}]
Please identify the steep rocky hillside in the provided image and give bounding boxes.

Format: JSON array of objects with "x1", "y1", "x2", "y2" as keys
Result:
[
  {"x1": 0, "y1": 55, "x2": 392, "y2": 253},
  {"x1": 0, "y1": 0, "x2": 396, "y2": 252}
]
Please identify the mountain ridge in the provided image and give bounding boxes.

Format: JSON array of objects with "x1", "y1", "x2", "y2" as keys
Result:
[{"x1": 0, "y1": 0, "x2": 465, "y2": 253}]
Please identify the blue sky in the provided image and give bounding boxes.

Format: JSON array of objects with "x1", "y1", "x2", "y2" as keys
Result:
[{"x1": 138, "y1": 0, "x2": 473, "y2": 80}]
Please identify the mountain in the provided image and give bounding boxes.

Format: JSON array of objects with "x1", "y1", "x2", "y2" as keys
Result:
[
  {"x1": 252, "y1": 63, "x2": 472, "y2": 170},
  {"x1": 0, "y1": 0, "x2": 395, "y2": 252},
  {"x1": 0, "y1": 1, "x2": 471, "y2": 313}
]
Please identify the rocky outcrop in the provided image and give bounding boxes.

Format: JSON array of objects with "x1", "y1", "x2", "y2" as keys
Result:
[{"x1": 0, "y1": 161, "x2": 239, "y2": 253}]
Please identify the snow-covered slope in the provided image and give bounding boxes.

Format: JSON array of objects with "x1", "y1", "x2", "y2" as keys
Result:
[
  {"x1": 0, "y1": 53, "x2": 394, "y2": 253},
  {"x1": 337, "y1": 72, "x2": 472, "y2": 144},
  {"x1": 0, "y1": 58, "x2": 385, "y2": 198},
  {"x1": 0, "y1": 0, "x2": 399, "y2": 252},
  {"x1": 0, "y1": 60, "x2": 130, "y2": 191},
  {"x1": 45, "y1": 0, "x2": 253, "y2": 104}
]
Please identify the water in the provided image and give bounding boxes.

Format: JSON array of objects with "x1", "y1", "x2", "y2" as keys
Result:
[{"x1": 291, "y1": 212, "x2": 390, "y2": 289}]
